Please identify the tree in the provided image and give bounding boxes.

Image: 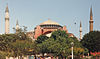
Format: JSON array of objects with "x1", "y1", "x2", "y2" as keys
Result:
[
  {"x1": 37, "y1": 41, "x2": 49, "y2": 59},
  {"x1": 0, "y1": 26, "x2": 33, "y2": 59},
  {"x1": 35, "y1": 35, "x2": 49, "y2": 59},
  {"x1": 36, "y1": 30, "x2": 86, "y2": 59},
  {"x1": 81, "y1": 31, "x2": 100, "y2": 52},
  {"x1": 11, "y1": 40, "x2": 33, "y2": 59},
  {"x1": 36, "y1": 35, "x2": 48, "y2": 43},
  {"x1": 13, "y1": 26, "x2": 27, "y2": 34},
  {"x1": 0, "y1": 34, "x2": 18, "y2": 52},
  {"x1": 51, "y1": 30, "x2": 68, "y2": 40},
  {"x1": 0, "y1": 34, "x2": 21, "y2": 59},
  {"x1": 0, "y1": 51, "x2": 6, "y2": 59},
  {"x1": 46, "y1": 38, "x2": 70, "y2": 59},
  {"x1": 9, "y1": 26, "x2": 32, "y2": 59}
]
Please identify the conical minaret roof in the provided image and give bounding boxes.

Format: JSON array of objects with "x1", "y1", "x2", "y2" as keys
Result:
[
  {"x1": 80, "y1": 21, "x2": 82, "y2": 32},
  {"x1": 90, "y1": 6, "x2": 93, "y2": 17},
  {"x1": 16, "y1": 20, "x2": 20, "y2": 31},
  {"x1": 5, "y1": 5, "x2": 9, "y2": 12},
  {"x1": 80, "y1": 21, "x2": 82, "y2": 27},
  {"x1": 16, "y1": 20, "x2": 19, "y2": 25}
]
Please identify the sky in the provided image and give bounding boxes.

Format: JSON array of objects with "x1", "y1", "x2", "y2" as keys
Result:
[{"x1": 0, "y1": 0, "x2": 100, "y2": 38}]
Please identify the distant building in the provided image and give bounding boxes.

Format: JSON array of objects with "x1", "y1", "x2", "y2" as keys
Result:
[{"x1": 27, "y1": 30, "x2": 35, "y2": 40}]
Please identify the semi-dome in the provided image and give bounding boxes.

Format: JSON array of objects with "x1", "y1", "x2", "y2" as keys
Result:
[{"x1": 40, "y1": 20, "x2": 59, "y2": 25}]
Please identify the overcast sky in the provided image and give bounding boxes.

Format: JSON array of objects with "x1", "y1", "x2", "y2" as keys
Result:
[{"x1": 0, "y1": 0, "x2": 100, "y2": 38}]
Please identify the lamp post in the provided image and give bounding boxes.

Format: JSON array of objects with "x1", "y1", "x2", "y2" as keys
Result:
[{"x1": 71, "y1": 42, "x2": 74, "y2": 59}]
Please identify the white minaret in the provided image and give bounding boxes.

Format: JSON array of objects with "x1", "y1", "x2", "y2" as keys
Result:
[
  {"x1": 79, "y1": 21, "x2": 82, "y2": 40},
  {"x1": 5, "y1": 5, "x2": 10, "y2": 34}
]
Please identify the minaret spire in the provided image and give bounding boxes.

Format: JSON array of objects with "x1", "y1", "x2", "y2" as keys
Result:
[
  {"x1": 79, "y1": 21, "x2": 82, "y2": 40},
  {"x1": 5, "y1": 4, "x2": 10, "y2": 34},
  {"x1": 16, "y1": 20, "x2": 20, "y2": 33},
  {"x1": 90, "y1": 6, "x2": 93, "y2": 20},
  {"x1": 16, "y1": 20, "x2": 19, "y2": 25},
  {"x1": 89, "y1": 6, "x2": 94, "y2": 32},
  {"x1": 5, "y1": 4, "x2": 9, "y2": 12}
]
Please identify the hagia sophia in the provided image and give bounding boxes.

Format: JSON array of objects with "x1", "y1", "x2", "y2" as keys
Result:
[
  {"x1": 4, "y1": 5, "x2": 93, "y2": 41},
  {"x1": 34, "y1": 19, "x2": 75, "y2": 39},
  {"x1": 26, "y1": 19, "x2": 75, "y2": 40}
]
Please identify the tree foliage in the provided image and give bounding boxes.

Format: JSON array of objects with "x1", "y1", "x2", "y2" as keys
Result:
[
  {"x1": 35, "y1": 30, "x2": 86, "y2": 59},
  {"x1": 0, "y1": 51, "x2": 6, "y2": 59},
  {"x1": 0, "y1": 34, "x2": 18, "y2": 51},
  {"x1": 0, "y1": 28, "x2": 88, "y2": 59},
  {"x1": 36, "y1": 35, "x2": 48, "y2": 43},
  {"x1": 0, "y1": 26, "x2": 35, "y2": 59},
  {"x1": 81, "y1": 31, "x2": 100, "y2": 52},
  {"x1": 51, "y1": 30, "x2": 68, "y2": 40}
]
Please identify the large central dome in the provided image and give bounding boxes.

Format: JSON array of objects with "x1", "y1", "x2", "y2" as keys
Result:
[{"x1": 40, "y1": 20, "x2": 59, "y2": 25}]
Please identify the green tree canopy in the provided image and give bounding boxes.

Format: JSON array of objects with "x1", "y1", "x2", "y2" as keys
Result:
[
  {"x1": 35, "y1": 30, "x2": 86, "y2": 59},
  {"x1": 0, "y1": 51, "x2": 6, "y2": 59},
  {"x1": 51, "y1": 30, "x2": 68, "y2": 40},
  {"x1": 0, "y1": 34, "x2": 19, "y2": 51},
  {"x1": 36, "y1": 35, "x2": 48, "y2": 43},
  {"x1": 0, "y1": 26, "x2": 34, "y2": 59},
  {"x1": 81, "y1": 31, "x2": 100, "y2": 52}
]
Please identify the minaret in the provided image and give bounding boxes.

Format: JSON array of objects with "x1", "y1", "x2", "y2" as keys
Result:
[
  {"x1": 89, "y1": 6, "x2": 94, "y2": 32},
  {"x1": 79, "y1": 21, "x2": 82, "y2": 40},
  {"x1": 16, "y1": 20, "x2": 20, "y2": 33},
  {"x1": 5, "y1": 5, "x2": 9, "y2": 34}
]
